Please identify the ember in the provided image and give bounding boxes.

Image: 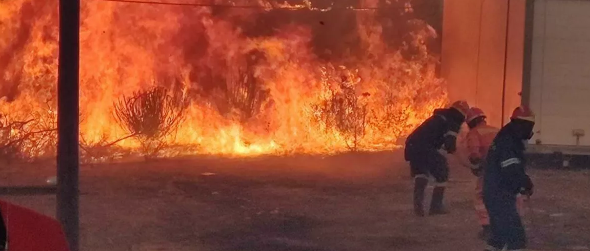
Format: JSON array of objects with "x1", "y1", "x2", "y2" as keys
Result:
[{"x1": 0, "y1": 0, "x2": 446, "y2": 161}]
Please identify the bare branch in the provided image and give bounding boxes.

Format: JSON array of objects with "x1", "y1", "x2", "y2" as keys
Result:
[
  {"x1": 112, "y1": 86, "x2": 187, "y2": 159},
  {"x1": 0, "y1": 128, "x2": 57, "y2": 150}
]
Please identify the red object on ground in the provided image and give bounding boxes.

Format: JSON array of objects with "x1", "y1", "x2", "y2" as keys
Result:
[{"x1": 0, "y1": 200, "x2": 69, "y2": 251}]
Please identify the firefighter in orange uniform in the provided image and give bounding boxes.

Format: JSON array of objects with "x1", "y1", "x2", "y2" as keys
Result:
[{"x1": 465, "y1": 107, "x2": 499, "y2": 240}]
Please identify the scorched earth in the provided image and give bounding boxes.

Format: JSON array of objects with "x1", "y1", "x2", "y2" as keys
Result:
[{"x1": 1, "y1": 151, "x2": 589, "y2": 251}]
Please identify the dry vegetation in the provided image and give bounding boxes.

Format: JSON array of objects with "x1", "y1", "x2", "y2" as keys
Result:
[
  {"x1": 0, "y1": 110, "x2": 57, "y2": 163},
  {"x1": 311, "y1": 65, "x2": 370, "y2": 151},
  {"x1": 0, "y1": 16, "x2": 445, "y2": 163},
  {"x1": 113, "y1": 86, "x2": 188, "y2": 160}
]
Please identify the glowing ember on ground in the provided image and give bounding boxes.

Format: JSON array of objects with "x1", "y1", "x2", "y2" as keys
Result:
[{"x1": 0, "y1": 0, "x2": 446, "y2": 159}]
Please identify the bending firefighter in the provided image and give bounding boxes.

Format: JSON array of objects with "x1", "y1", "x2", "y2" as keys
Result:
[
  {"x1": 465, "y1": 107, "x2": 499, "y2": 239},
  {"x1": 483, "y1": 106, "x2": 535, "y2": 251},
  {"x1": 405, "y1": 100, "x2": 470, "y2": 216}
]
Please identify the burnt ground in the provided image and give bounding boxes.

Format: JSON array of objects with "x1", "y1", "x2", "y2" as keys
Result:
[{"x1": 0, "y1": 151, "x2": 589, "y2": 251}]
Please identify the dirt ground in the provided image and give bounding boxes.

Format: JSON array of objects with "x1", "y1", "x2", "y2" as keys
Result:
[{"x1": 1, "y1": 151, "x2": 589, "y2": 251}]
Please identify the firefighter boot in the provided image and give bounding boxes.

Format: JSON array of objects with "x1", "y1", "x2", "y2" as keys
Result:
[
  {"x1": 429, "y1": 185, "x2": 449, "y2": 215},
  {"x1": 413, "y1": 176, "x2": 428, "y2": 217}
]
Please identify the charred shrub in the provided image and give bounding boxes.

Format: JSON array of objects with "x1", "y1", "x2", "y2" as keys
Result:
[
  {"x1": 211, "y1": 51, "x2": 270, "y2": 122},
  {"x1": 113, "y1": 86, "x2": 187, "y2": 159},
  {"x1": 79, "y1": 133, "x2": 131, "y2": 164},
  {"x1": 0, "y1": 113, "x2": 57, "y2": 163},
  {"x1": 311, "y1": 65, "x2": 370, "y2": 151},
  {"x1": 359, "y1": 19, "x2": 446, "y2": 144}
]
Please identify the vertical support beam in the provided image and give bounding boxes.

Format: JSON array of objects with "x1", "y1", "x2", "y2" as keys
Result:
[
  {"x1": 57, "y1": 0, "x2": 80, "y2": 250},
  {"x1": 501, "y1": 0, "x2": 511, "y2": 126},
  {"x1": 521, "y1": 0, "x2": 535, "y2": 106}
]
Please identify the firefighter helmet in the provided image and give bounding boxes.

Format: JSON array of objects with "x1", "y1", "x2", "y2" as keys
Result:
[
  {"x1": 450, "y1": 100, "x2": 470, "y2": 116},
  {"x1": 466, "y1": 107, "x2": 486, "y2": 124},
  {"x1": 510, "y1": 105, "x2": 535, "y2": 122}
]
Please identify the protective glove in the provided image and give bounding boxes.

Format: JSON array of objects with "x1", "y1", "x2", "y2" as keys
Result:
[
  {"x1": 468, "y1": 156, "x2": 482, "y2": 177},
  {"x1": 520, "y1": 187, "x2": 533, "y2": 197},
  {"x1": 443, "y1": 135, "x2": 457, "y2": 154},
  {"x1": 520, "y1": 175, "x2": 534, "y2": 196},
  {"x1": 469, "y1": 156, "x2": 482, "y2": 166}
]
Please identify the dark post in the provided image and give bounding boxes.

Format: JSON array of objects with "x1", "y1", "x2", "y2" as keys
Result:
[
  {"x1": 521, "y1": 0, "x2": 535, "y2": 106},
  {"x1": 501, "y1": 0, "x2": 511, "y2": 126},
  {"x1": 57, "y1": 0, "x2": 80, "y2": 250}
]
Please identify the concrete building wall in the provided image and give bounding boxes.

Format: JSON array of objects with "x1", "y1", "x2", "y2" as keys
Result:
[{"x1": 528, "y1": 0, "x2": 590, "y2": 147}]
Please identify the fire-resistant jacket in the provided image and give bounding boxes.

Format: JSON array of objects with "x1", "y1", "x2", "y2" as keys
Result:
[
  {"x1": 466, "y1": 123, "x2": 499, "y2": 162},
  {"x1": 405, "y1": 108, "x2": 464, "y2": 161},
  {"x1": 483, "y1": 123, "x2": 533, "y2": 196}
]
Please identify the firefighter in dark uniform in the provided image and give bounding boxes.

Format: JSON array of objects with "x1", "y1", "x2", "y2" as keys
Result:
[
  {"x1": 483, "y1": 106, "x2": 535, "y2": 251},
  {"x1": 405, "y1": 100, "x2": 470, "y2": 216}
]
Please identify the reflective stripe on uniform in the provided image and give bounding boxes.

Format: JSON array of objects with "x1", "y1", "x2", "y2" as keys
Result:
[
  {"x1": 436, "y1": 114, "x2": 447, "y2": 121},
  {"x1": 444, "y1": 131, "x2": 458, "y2": 137},
  {"x1": 501, "y1": 158, "x2": 521, "y2": 168},
  {"x1": 414, "y1": 174, "x2": 428, "y2": 179}
]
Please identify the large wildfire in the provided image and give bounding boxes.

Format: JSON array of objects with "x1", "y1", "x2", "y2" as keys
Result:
[{"x1": 0, "y1": 0, "x2": 446, "y2": 161}]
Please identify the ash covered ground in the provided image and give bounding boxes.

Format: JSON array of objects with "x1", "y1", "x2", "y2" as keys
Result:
[{"x1": 1, "y1": 151, "x2": 589, "y2": 251}]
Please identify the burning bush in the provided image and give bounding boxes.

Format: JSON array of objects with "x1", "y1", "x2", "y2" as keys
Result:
[
  {"x1": 79, "y1": 133, "x2": 131, "y2": 164},
  {"x1": 311, "y1": 65, "x2": 370, "y2": 151},
  {"x1": 216, "y1": 52, "x2": 270, "y2": 122},
  {"x1": 0, "y1": 111, "x2": 57, "y2": 163},
  {"x1": 310, "y1": 25, "x2": 446, "y2": 151},
  {"x1": 113, "y1": 86, "x2": 188, "y2": 159}
]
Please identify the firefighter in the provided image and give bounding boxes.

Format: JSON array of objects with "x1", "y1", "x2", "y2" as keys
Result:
[
  {"x1": 465, "y1": 107, "x2": 499, "y2": 240},
  {"x1": 405, "y1": 100, "x2": 470, "y2": 216},
  {"x1": 483, "y1": 105, "x2": 535, "y2": 251}
]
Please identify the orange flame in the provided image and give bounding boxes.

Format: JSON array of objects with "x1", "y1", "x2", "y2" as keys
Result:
[{"x1": 0, "y1": 0, "x2": 447, "y2": 158}]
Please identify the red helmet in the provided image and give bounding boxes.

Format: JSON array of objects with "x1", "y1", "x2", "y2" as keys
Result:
[
  {"x1": 511, "y1": 105, "x2": 535, "y2": 122},
  {"x1": 450, "y1": 100, "x2": 470, "y2": 116},
  {"x1": 466, "y1": 107, "x2": 486, "y2": 124}
]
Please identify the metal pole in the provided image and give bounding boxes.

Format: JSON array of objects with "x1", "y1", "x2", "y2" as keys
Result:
[
  {"x1": 474, "y1": 0, "x2": 487, "y2": 107},
  {"x1": 521, "y1": 0, "x2": 535, "y2": 106},
  {"x1": 501, "y1": 0, "x2": 511, "y2": 126},
  {"x1": 57, "y1": 0, "x2": 80, "y2": 249}
]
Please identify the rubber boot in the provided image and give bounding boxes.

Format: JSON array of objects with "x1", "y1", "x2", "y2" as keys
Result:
[
  {"x1": 413, "y1": 176, "x2": 428, "y2": 217},
  {"x1": 429, "y1": 185, "x2": 449, "y2": 215}
]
